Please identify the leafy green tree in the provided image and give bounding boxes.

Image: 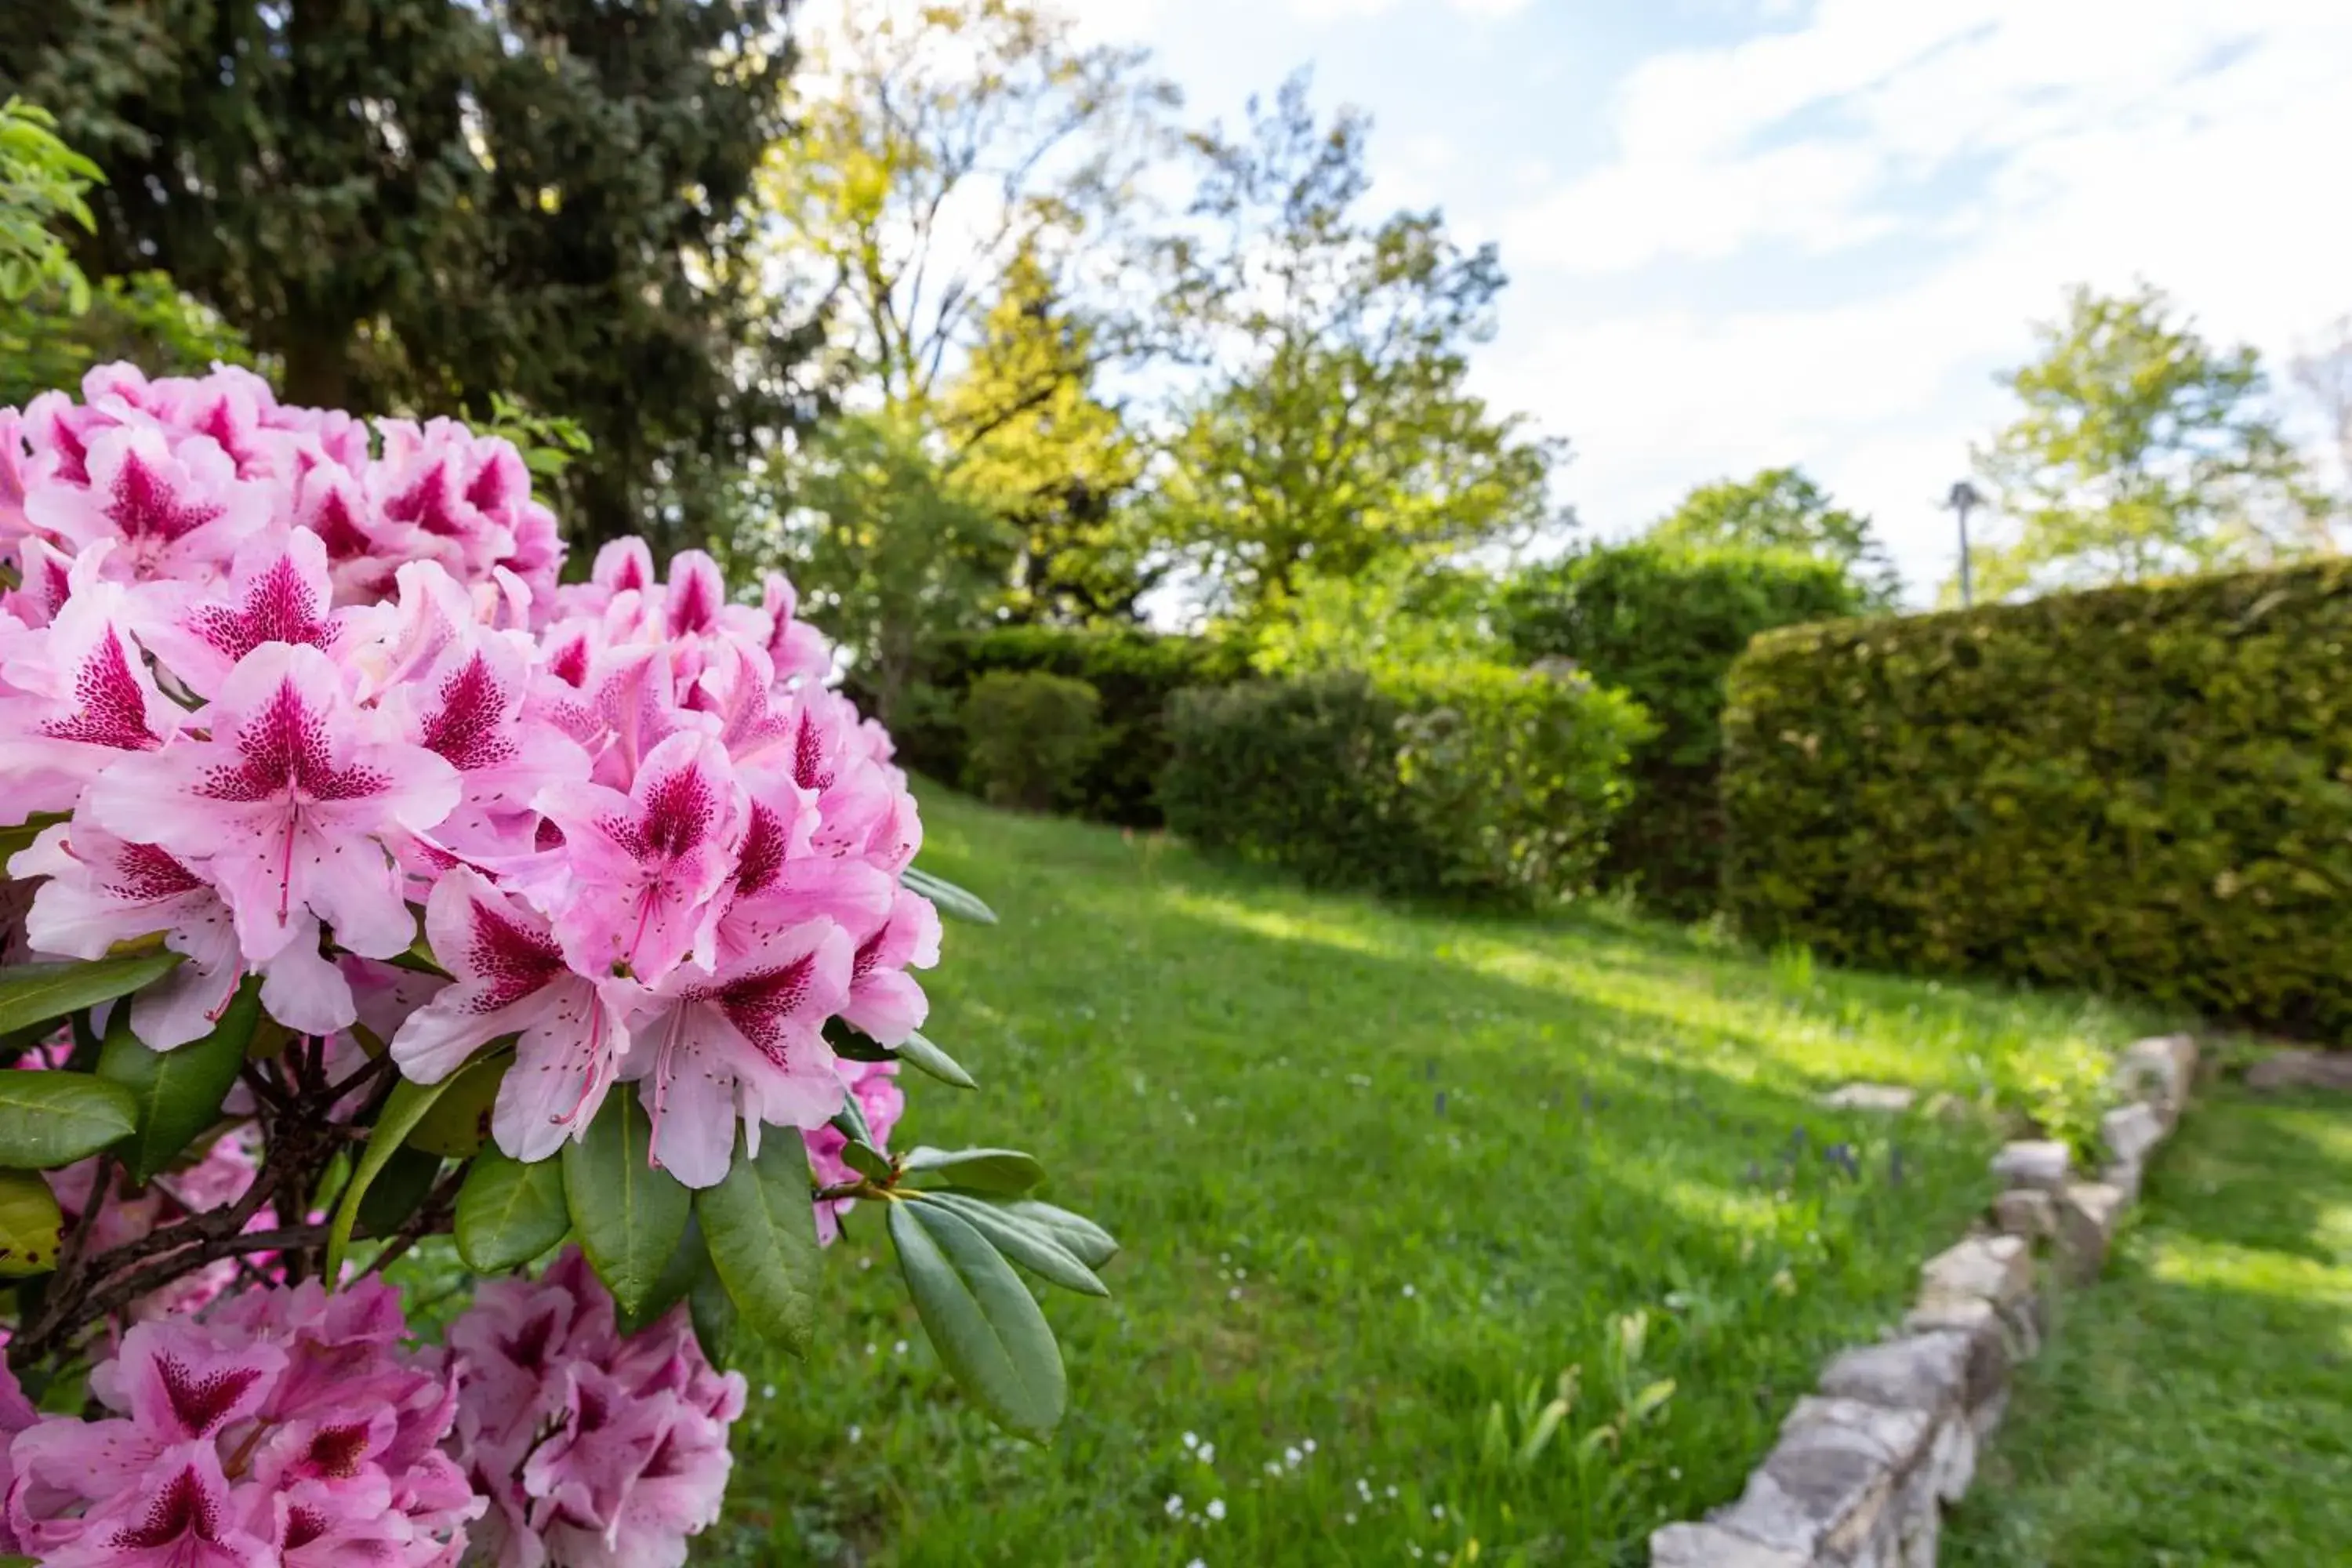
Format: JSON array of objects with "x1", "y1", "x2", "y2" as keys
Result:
[
  {"x1": 1968, "y1": 282, "x2": 2333, "y2": 599},
  {"x1": 941, "y1": 250, "x2": 1156, "y2": 622},
  {"x1": 758, "y1": 412, "x2": 1017, "y2": 724},
  {"x1": 0, "y1": 96, "x2": 97, "y2": 308},
  {"x1": 1250, "y1": 558, "x2": 1502, "y2": 679},
  {"x1": 0, "y1": 95, "x2": 252, "y2": 408},
  {"x1": 1154, "y1": 74, "x2": 1563, "y2": 619},
  {"x1": 760, "y1": 0, "x2": 1176, "y2": 423},
  {"x1": 1649, "y1": 466, "x2": 1898, "y2": 606},
  {"x1": 2, "y1": 0, "x2": 804, "y2": 552}
]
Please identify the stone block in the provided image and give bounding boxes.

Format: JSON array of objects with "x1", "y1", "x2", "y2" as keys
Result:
[
  {"x1": 1781, "y1": 1395, "x2": 1934, "y2": 1469},
  {"x1": 1990, "y1": 1139, "x2": 2071, "y2": 1191},
  {"x1": 2245, "y1": 1047, "x2": 2352, "y2": 1094},
  {"x1": 2104, "y1": 1156, "x2": 2143, "y2": 1204},
  {"x1": 1993, "y1": 1188, "x2": 2056, "y2": 1240},
  {"x1": 2056, "y1": 1179, "x2": 2126, "y2": 1283},
  {"x1": 1918, "y1": 1234, "x2": 2033, "y2": 1309},
  {"x1": 2114, "y1": 1033, "x2": 2198, "y2": 1112},
  {"x1": 2102, "y1": 1102, "x2": 2165, "y2": 1166},
  {"x1": 1818, "y1": 1332, "x2": 1972, "y2": 1417},
  {"x1": 1649, "y1": 1522, "x2": 1809, "y2": 1568},
  {"x1": 1900, "y1": 1294, "x2": 2018, "y2": 1398},
  {"x1": 1712, "y1": 1417, "x2": 1905, "y2": 1560},
  {"x1": 1820, "y1": 1082, "x2": 1918, "y2": 1113}
]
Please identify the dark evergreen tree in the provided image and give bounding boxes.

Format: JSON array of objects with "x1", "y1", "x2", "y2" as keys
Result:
[{"x1": 1, "y1": 0, "x2": 812, "y2": 552}]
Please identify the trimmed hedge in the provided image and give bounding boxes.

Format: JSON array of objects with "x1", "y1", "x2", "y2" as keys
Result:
[
  {"x1": 1500, "y1": 543, "x2": 1864, "y2": 914},
  {"x1": 960, "y1": 670, "x2": 1102, "y2": 813},
  {"x1": 898, "y1": 625, "x2": 1248, "y2": 826},
  {"x1": 1722, "y1": 560, "x2": 2352, "y2": 1040},
  {"x1": 1161, "y1": 663, "x2": 1652, "y2": 904}
]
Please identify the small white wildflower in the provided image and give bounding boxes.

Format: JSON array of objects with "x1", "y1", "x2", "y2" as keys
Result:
[
  {"x1": 1228, "y1": 1287, "x2": 1243, "y2": 1301},
  {"x1": 760, "y1": 1384, "x2": 776, "y2": 1400},
  {"x1": 1220, "y1": 1252, "x2": 1231, "y2": 1264},
  {"x1": 1302, "y1": 1439, "x2": 1316, "y2": 1454},
  {"x1": 1165, "y1": 1494, "x2": 1184, "y2": 1518},
  {"x1": 1345, "y1": 1512, "x2": 1357, "y2": 1525},
  {"x1": 1206, "y1": 1499, "x2": 1225, "y2": 1521},
  {"x1": 1409, "y1": 1547, "x2": 1424, "y2": 1560},
  {"x1": 1186, "y1": 1560, "x2": 1206, "y2": 1568},
  {"x1": 847, "y1": 1424, "x2": 862, "y2": 1443},
  {"x1": 1236, "y1": 1267, "x2": 1247, "y2": 1280},
  {"x1": 1199, "y1": 1442, "x2": 1216, "y2": 1464},
  {"x1": 1264, "y1": 1461, "x2": 1282, "y2": 1477},
  {"x1": 864, "y1": 1342, "x2": 878, "y2": 1357},
  {"x1": 1182, "y1": 1432, "x2": 1199, "y2": 1451},
  {"x1": 1386, "y1": 1485, "x2": 1399, "y2": 1499},
  {"x1": 1432, "y1": 1504, "x2": 1446, "y2": 1519},
  {"x1": 1401, "y1": 1283, "x2": 1417, "y2": 1298},
  {"x1": 893, "y1": 1339, "x2": 909, "y2": 1356},
  {"x1": 858, "y1": 1255, "x2": 872, "y2": 1270},
  {"x1": 1669, "y1": 1466, "x2": 1682, "y2": 1479},
  {"x1": 1283, "y1": 1446, "x2": 1301, "y2": 1468}
]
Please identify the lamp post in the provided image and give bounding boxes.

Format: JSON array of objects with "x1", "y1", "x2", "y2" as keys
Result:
[{"x1": 1944, "y1": 480, "x2": 1983, "y2": 607}]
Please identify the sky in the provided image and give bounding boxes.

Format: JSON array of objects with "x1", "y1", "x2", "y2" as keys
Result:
[{"x1": 1059, "y1": 0, "x2": 2352, "y2": 601}]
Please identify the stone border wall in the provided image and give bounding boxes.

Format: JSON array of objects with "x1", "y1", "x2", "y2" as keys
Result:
[{"x1": 1649, "y1": 1034, "x2": 2200, "y2": 1567}]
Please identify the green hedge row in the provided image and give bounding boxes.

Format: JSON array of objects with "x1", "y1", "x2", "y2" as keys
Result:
[
  {"x1": 1162, "y1": 664, "x2": 1653, "y2": 904},
  {"x1": 895, "y1": 626, "x2": 1250, "y2": 825},
  {"x1": 1501, "y1": 543, "x2": 1865, "y2": 915},
  {"x1": 1722, "y1": 560, "x2": 2352, "y2": 1040}
]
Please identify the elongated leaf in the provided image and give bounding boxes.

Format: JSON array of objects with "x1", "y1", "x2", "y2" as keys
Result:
[
  {"x1": 825, "y1": 1021, "x2": 975, "y2": 1090},
  {"x1": 0, "y1": 1169, "x2": 63, "y2": 1276},
  {"x1": 97, "y1": 977, "x2": 262, "y2": 1181},
  {"x1": 327, "y1": 1073, "x2": 462, "y2": 1279},
  {"x1": 894, "y1": 1030, "x2": 977, "y2": 1090},
  {"x1": 995, "y1": 1199, "x2": 1120, "y2": 1269},
  {"x1": 695, "y1": 1135, "x2": 822, "y2": 1354},
  {"x1": 455, "y1": 1149, "x2": 570, "y2": 1272},
  {"x1": 688, "y1": 1256, "x2": 739, "y2": 1368},
  {"x1": 888, "y1": 1200, "x2": 1065, "y2": 1440},
  {"x1": 358, "y1": 1147, "x2": 443, "y2": 1237},
  {"x1": 912, "y1": 1190, "x2": 1107, "y2": 1297},
  {"x1": 563, "y1": 1094, "x2": 690, "y2": 1319},
  {"x1": 840, "y1": 1141, "x2": 893, "y2": 1183},
  {"x1": 410, "y1": 1051, "x2": 509, "y2": 1157},
  {"x1": 620, "y1": 1213, "x2": 709, "y2": 1336},
  {"x1": 0, "y1": 952, "x2": 183, "y2": 1038},
  {"x1": 900, "y1": 1145, "x2": 1045, "y2": 1196},
  {"x1": 0, "y1": 1073, "x2": 137, "y2": 1170},
  {"x1": 902, "y1": 866, "x2": 998, "y2": 925}
]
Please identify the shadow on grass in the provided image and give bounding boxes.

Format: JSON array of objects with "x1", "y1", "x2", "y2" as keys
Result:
[
  {"x1": 701, "y1": 797, "x2": 2158, "y2": 1567},
  {"x1": 1943, "y1": 1087, "x2": 2352, "y2": 1567}
]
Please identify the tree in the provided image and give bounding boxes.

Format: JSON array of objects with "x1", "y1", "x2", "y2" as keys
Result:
[
  {"x1": 940, "y1": 249, "x2": 1156, "y2": 621},
  {"x1": 1152, "y1": 74, "x2": 1563, "y2": 619},
  {"x1": 1967, "y1": 282, "x2": 2332, "y2": 598},
  {"x1": 1, "y1": 0, "x2": 807, "y2": 553},
  {"x1": 2290, "y1": 316, "x2": 2352, "y2": 510},
  {"x1": 761, "y1": 411, "x2": 1017, "y2": 724},
  {"x1": 1647, "y1": 466, "x2": 1898, "y2": 606},
  {"x1": 760, "y1": 0, "x2": 1177, "y2": 423}
]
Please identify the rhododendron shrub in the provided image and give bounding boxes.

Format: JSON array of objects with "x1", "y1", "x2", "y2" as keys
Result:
[{"x1": 0, "y1": 366, "x2": 1116, "y2": 1566}]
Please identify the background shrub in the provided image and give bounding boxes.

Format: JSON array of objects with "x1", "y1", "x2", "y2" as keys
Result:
[
  {"x1": 1500, "y1": 542, "x2": 1866, "y2": 916},
  {"x1": 901, "y1": 625, "x2": 1249, "y2": 824},
  {"x1": 960, "y1": 670, "x2": 1102, "y2": 811},
  {"x1": 1162, "y1": 662, "x2": 1650, "y2": 903},
  {"x1": 1721, "y1": 559, "x2": 2352, "y2": 1040}
]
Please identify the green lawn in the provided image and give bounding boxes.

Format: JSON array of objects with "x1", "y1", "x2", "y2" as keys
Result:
[
  {"x1": 710, "y1": 790, "x2": 2168, "y2": 1567},
  {"x1": 1943, "y1": 1083, "x2": 2352, "y2": 1567}
]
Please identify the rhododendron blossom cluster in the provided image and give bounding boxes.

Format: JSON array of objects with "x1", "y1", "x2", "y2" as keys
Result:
[{"x1": 0, "y1": 366, "x2": 1109, "y2": 1566}]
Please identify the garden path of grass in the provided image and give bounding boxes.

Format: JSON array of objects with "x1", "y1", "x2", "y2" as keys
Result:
[
  {"x1": 712, "y1": 790, "x2": 2170, "y2": 1567},
  {"x1": 1942, "y1": 1083, "x2": 2352, "y2": 1567}
]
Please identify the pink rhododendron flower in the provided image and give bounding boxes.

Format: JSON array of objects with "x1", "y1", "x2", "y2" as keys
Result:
[
  {"x1": 620, "y1": 916, "x2": 854, "y2": 1189},
  {"x1": 804, "y1": 1059, "x2": 906, "y2": 1243},
  {"x1": 9, "y1": 1283, "x2": 478, "y2": 1565},
  {"x1": 85, "y1": 641, "x2": 461, "y2": 964},
  {"x1": 392, "y1": 868, "x2": 637, "y2": 1162},
  {"x1": 446, "y1": 1250, "x2": 743, "y2": 1568}
]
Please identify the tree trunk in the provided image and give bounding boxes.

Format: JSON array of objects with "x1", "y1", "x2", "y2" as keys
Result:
[{"x1": 281, "y1": 329, "x2": 353, "y2": 411}]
